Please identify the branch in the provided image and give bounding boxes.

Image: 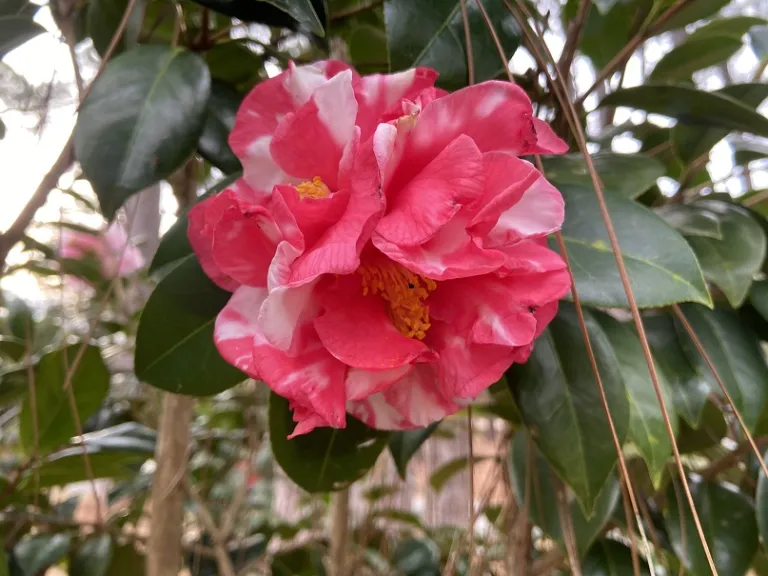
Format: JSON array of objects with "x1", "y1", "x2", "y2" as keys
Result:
[
  {"x1": 699, "y1": 437, "x2": 768, "y2": 481},
  {"x1": 558, "y1": 0, "x2": 590, "y2": 87},
  {"x1": 186, "y1": 481, "x2": 237, "y2": 576}
]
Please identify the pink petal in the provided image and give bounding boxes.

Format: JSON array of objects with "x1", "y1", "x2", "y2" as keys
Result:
[
  {"x1": 354, "y1": 67, "x2": 439, "y2": 139},
  {"x1": 373, "y1": 214, "x2": 506, "y2": 281},
  {"x1": 532, "y1": 118, "x2": 569, "y2": 154},
  {"x1": 347, "y1": 365, "x2": 458, "y2": 429},
  {"x1": 499, "y1": 270, "x2": 572, "y2": 308},
  {"x1": 376, "y1": 134, "x2": 485, "y2": 246},
  {"x1": 214, "y1": 286, "x2": 347, "y2": 435},
  {"x1": 286, "y1": 134, "x2": 386, "y2": 286},
  {"x1": 258, "y1": 281, "x2": 319, "y2": 351},
  {"x1": 346, "y1": 365, "x2": 412, "y2": 401},
  {"x1": 273, "y1": 184, "x2": 349, "y2": 249},
  {"x1": 313, "y1": 276, "x2": 436, "y2": 370},
  {"x1": 499, "y1": 239, "x2": 568, "y2": 273},
  {"x1": 188, "y1": 191, "x2": 241, "y2": 292},
  {"x1": 210, "y1": 193, "x2": 280, "y2": 287},
  {"x1": 270, "y1": 70, "x2": 358, "y2": 188}
]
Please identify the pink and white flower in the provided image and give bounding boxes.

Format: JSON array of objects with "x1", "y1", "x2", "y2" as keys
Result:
[
  {"x1": 188, "y1": 61, "x2": 571, "y2": 437},
  {"x1": 60, "y1": 222, "x2": 145, "y2": 280}
]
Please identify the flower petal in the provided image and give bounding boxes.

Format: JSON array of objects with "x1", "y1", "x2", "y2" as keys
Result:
[
  {"x1": 499, "y1": 239, "x2": 568, "y2": 273},
  {"x1": 376, "y1": 134, "x2": 485, "y2": 246},
  {"x1": 214, "y1": 286, "x2": 347, "y2": 434},
  {"x1": 346, "y1": 365, "x2": 412, "y2": 401},
  {"x1": 314, "y1": 276, "x2": 436, "y2": 370},
  {"x1": 270, "y1": 70, "x2": 358, "y2": 188}
]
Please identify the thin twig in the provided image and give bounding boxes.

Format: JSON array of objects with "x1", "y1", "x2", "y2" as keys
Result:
[
  {"x1": 504, "y1": 1, "x2": 719, "y2": 572},
  {"x1": 23, "y1": 321, "x2": 39, "y2": 507},
  {"x1": 187, "y1": 482, "x2": 237, "y2": 576},
  {"x1": 558, "y1": 0, "x2": 590, "y2": 87},
  {"x1": 459, "y1": 0, "x2": 475, "y2": 86},
  {"x1": 673, "y1": 305, "x2": 768, "y2": 483},
  {"x1": 555, "y1": 479, "x2": 582, "y2": 576}
]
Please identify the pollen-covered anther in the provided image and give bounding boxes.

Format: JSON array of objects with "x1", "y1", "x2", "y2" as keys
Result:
[
  {"x1": 296, "y1": 176, "x2": 331, "y2": 199},
  {"x1": 358, "y1": 261, "x2": 437, "y2": 340}
]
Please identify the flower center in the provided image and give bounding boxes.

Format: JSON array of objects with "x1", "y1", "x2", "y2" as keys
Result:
[
  {"x1": 296, "y1": 176, "x2": 331, "y2": 199},
  {"x1": 358, "y1": 261, "x2": 437, "y2": 340}
]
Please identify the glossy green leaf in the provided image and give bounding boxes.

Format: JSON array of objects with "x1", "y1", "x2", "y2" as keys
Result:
[
  {"x1": 370, "y1": 507, "x2": 425, "y2": 529},
  {"x1": 0, "y1": 15, "x2": 44, "y2": 59},
  {"x1": 19, "y1": 344, "x2": 109, "y2": 455},
  {"x1": 667, "y1": 476, "x2": 758, "y2": 576},
  {"x1": 750, "y1": 279, "x2": 768, "y2": 323},
  {"x1": 509, "y1": 432, "x2": 620, "y2": 556},
  {"x1": 554, "y1": 185, "x2": 711, "y2": 308},
  {"x1": 510, "y1": 303, "x2": 628, "y2": 514},
  {"x1": 385, "y1": 0, "x2": 521, "y2": 90},
  {"x1": 676, "y1": 399, "x2": 728, "y2": 454},
  {"x1": 599, "y1": 85, "x2": 768, "y2": 140},
  {"x1": 391, "y1": 539, "x2": 440, "y2": 576},
  {"x1": 541, "y1": 153, "x2": 665, "y2": 199},
  {"x1": 198, "y1": 80, "x2": 242, "y2": 174},
  {"x1": 0, "y1": 367, "x2": 29, "y2": 407},
  {"x1": 135, "y1": 256, "x2": 246, "y2": 396},
  {"x1": 649, "y1": 35, "x2": 743, "y2": 82},
  {"x1": 643, "y1": 313, "x2": 710, "y2": 428},
  {"x1": 673, "y1": 84, "x2": 768, "y2": 163},
  {"x1": 688, "y1": 16, "x2": 767, "y2": 42},
  {"x1": 104, "y1": 545, "x2": 144, "y2": 576},
  {"x1": 204, "y1": 41, "x2": 265, "y2": 90},
  {"x1": 582, "y1": 539, "x2": 651, "y2": 575},
  {"x1": 654, "y1": 0, "x2": 730, "y2": 33},
  {"x1": 12, "y1": 534, "x2": 71, "y2": 576},
  {"x1": 191, "y1": 0, "x2": 325, "y2": 34},
  {"x1": 389, "y1": 422, "x2": 439, "y2": 480},
  {"x1": 429, "y1": 456, "x2": 490, "y2": 493},
  {"x1": 271, "y1": 546, "x2": 327, "y2": 576},
  {"x1": 86, "y1": 0, "x2": 144, "y2": 57},
  {"x1": 74, "y1": 46, "x2": 211, "y2": 219},
  {"x1": 656, "y1": 204, "x2": 724, "y2": 240},
  {"x1": 269, "y1": 392, "x2": 389, "y2": 492},
  {"x1": 70, "y1": 534, "x2": 113, "y2": 576},
  {"x1": 675, "y1": 304, "x2": 768, "y2": 433},
  {"x1": 149, "y1": 173, "x2": 239, "y2": 273},
  {"x1": 594, "y1": 313, "x2": 675, "y2": 486}
]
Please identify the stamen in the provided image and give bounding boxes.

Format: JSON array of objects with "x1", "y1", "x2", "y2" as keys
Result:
[
  {"x1": 296, "y1": 176, "x2": 331, "y2": 199},
  {"x1": 358, "y1": 261, "x2": 437, "y2": 340}
]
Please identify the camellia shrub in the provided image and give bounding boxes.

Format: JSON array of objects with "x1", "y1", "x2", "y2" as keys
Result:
[{"x1": 0, "y1": 0, "x2": 767, "y2": 574}]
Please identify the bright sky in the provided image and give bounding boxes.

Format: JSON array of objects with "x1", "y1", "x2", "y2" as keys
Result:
[{"x1": 1, "y1": 2, "x2": 766, "y2": 302}]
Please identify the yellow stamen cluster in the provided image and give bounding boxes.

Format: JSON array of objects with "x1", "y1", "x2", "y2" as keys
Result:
[
  {"x1": 296, "y1": 176, "x2": 331, "y2": 199},
  {"x1": 358, "y1": 262, "x2": 437, "y2": 340}
]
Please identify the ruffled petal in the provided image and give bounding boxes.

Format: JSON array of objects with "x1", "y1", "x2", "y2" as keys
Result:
[
  {"x1": 270, "y1": 70, "x2": 359, "y2": 188},
  {"x1": 376, "y1": 134, "x2": 485, "y2": 246},
  {"x1": 214, "y1": 286, "x2": 347, "y2": 436},
  {"x1": 188, "y1": 190, "x2": 241, "y2": 292},
  {"x1": 498, "y1": 239, "x2": 568, "y2": 274},
  {"x1": 313, "y1": 276, "x2": 436, "y2": 370},
  {"x1": 345, "y1": 365, "x2": 412, "y2": 401}
]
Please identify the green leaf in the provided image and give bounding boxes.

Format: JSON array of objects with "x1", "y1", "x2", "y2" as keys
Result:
[
  {"x1": 649, "y1": 35, "x2": 743, "y2": 82},
  {"x1": 599, "y1": 85, "x2": 768, "y2": 140},
  {"x1": 643, "y1": 313, "x2": 710, "y2": 428},
  {"x1": 389, "y1": 422, "x2": 439, "y2": 480},
  {"x1": 688, "y1": 16, "x2": 767, "y2": 42},
  {"x1": 582, "y1": 539, "x2": 650, "y2": 575},
  {"x1": 654, "y1": 0, "x2": 730, "y2": 33},
  {"x1": 205, "y1": 41, "x2": 264, "y2": 90},
  {"x1": 750, "y1": 279, "x2": 768, "y2": 322},
  {"x1": 70, "y1": 534, "x2": 113, "y2": 576},
  {"x1": 74, "y1": 46, "x2": 211, "y2": 219},
  {"x1": 271, "y1": 546, "x2": 327, "y2": 576},
  {"x1": 666, "y1": 476, "x2": 758, "y2": 576},
  {"x1": 198, "y1": 80, "x2": 242, "y2": 174},
  {"x1": 656, "y1": 204, "x2": 724, "y2": 240},
  {"x1": 19, "y1": 344, "x2": 109, "y2": 455},
  {"x1": 509, "y1": 432, "x2": 620, "y2": 556},
  {"x1": 675, "y1": 304, "x2": 768, "y2": 433},
  {"x1": 0, "y1": 15, "x2": 44, "y2": 59},
  {"x1": 391, "y1": 539, "x2": 440, "y2": 576},
  {"x1": 756, "y1": 448, "x2": 768, "y2": 546},
  {"x1": 541, "y1": 153, "x2": 665, "y2": 199},
  {"x1": 672, "y1": 84, "x2": 768, "y2": 163},
  {"x1": 384, "y1": 0, "x2": 521, "y2": 90},
  {"x1": 676, "y1": 399, "x2": 727, "y2": 454},
  {"x1": 554, "y1": 185, "x2": 711, "y2": 308},
  {"x1": 0, "y1": 336, "x2": 25, "y2": 361},
  {"x1": 509, "y1": 303, "x2": 629, "y2": 514},
  {"x1": 7, "y1": 297, "x2": 33, "y2": 342},
  {"x1": 429, "y1": 456, "x2": 490, "y2": 493},
  {"x1": 370, "y1": 507, "x2": 425, "y2": 529},
  {"x1": 0, "y1": 367, "x2": 28, "y2": 408},
  {"x1": 191, "y1": 0, "x2": 325, "y2": 35},
  {"x1": 135, "y1": 256, "x2": 246, "y2": 396},
  {"x1": 86, "y1": 0, "x2": 144, "y2": 57},
  {"x1": 269, "y1": 392, "x2": 389, "y2": 492},
  {"x1": 12, "y1": 534, "x2": 72, "y2": 576},
  {"x1": 679, "y1": 201, "x2": 766, "y2": 307},
  {"x1": 149, "y1": 173, "x2": 240, "y2": 273},
  {"x1": 594, "y1": 313, "x2": 676, "y2": 486}
]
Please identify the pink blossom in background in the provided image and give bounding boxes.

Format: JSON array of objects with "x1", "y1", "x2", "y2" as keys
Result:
[
  {"x1": 60, "y1": 222, "x2": 145, "y2": 280},
  {"x1": 187, "y1": 60, "x2": 571, "y2": 437}
]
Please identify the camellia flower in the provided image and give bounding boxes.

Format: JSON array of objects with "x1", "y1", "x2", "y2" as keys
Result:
[
  {"x1": 60, "y1": 222, "x2": 145, "y2": 280},
  {"x1": 188, "y1": 61, "x2": 571, "y2": 437}
]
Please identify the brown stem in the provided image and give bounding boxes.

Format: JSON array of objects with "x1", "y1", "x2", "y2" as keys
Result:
[
  {"x1": 558, "y1": 0, "x2": 591, "y2": 88},
  {"x1": 186, "y1": 481, "x2": 237, "y2": 576},
  {"x1": 146, "y1": 394, "x2": 195, "y2": 576},
  {"x1": 329, "y1": 488, "x2": 350, "y2": 576}
]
